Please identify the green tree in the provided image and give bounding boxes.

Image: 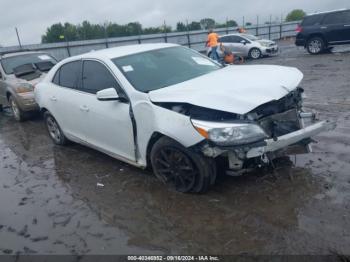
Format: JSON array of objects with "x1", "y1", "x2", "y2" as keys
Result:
[
  {"x1": 143, "y1": 27, "x2": 163, "y2": 34},
  {"x1": 77, "y1": 21, "x2": 104, "y2": 40},
  {"x1": 245, "y1": 22, "x2": 252, "y2": 26},
  {"x1": 227, "y1": 20, "x2": 238, "y2": 27},
  {"x1": 200, "y1": 18, "x2": 216, "y2": 30},
  {"x1": 42, "y1": 23, "x2": 65, "y2": 43},
  {"x1": 176, "y1": 22, "x2": 187, "y2": 32},
  {"x1": 63, "y1": 23, "x2": 78, "y2": 41},
  {"x1": 286, "y1": 9, "x2": 306, "y2": 22},
  {"x1": 188, "y1": 21, "x2": 201, "y2": 31},
  {"x1": 215, "y1": 23, "x2": 226, "y2": 28},
  {"x1": 127, "y1": 22, "x2": 142, "y2": 35}
]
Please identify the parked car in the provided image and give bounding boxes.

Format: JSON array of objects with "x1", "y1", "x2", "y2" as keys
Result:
[
  {"x1": 0, "y1": 51, "x2": 57, "y2": 121},
  {"x1": 207, "y1": 33, "x2": 279, "y2": 59},
  {"x1": 35, "y1": 43, "x2": 334, "y2": 193},
  {"x1": 295, "y1": 9, "x2": 350, "y2": 54}
]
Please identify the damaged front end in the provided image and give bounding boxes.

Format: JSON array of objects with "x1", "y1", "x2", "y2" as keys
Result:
[{"x1": 155, "y1": 87, "x2": 336, "y2": 175}]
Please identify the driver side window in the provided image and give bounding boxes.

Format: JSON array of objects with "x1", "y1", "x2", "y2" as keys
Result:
[
  {"x1": 81, "y1": 60, "x2": 121, "y2": 95},
  {"x1": 231, "y1": 36, "x2": 245, "y2": 43}
]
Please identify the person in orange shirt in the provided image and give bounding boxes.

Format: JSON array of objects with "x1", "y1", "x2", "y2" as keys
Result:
[
  {"x1": 237, "y1": 27, "x2": 247, "y2": 33},
  {"x1": 206, "y1": 29, "x2": 220, "y2": 61}
]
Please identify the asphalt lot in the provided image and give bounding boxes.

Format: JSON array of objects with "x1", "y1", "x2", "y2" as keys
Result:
[{"x1": 0, "y1": 40, "x2": 349, "y2": 256}]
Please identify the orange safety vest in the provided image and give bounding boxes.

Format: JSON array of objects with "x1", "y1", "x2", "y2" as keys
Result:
[{"x1": 207, "y1": 33, "x2": 219, "y2": 47}]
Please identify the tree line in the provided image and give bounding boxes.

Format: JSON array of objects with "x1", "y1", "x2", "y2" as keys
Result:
[
  {"x1": 41, "y1": 9, "x2": 306, "y2": 43},
  {"x1": 41, "y1": 18, "x2": 239, "y2": 43}
]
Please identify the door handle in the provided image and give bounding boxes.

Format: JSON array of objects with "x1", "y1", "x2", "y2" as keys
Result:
[
  {"x1": 344, "y1": 24, "x2": 350, "y2": 27},
  {"x1": 80, "y1": 105, "x2": 89, "y2": 112},
  {"x1": 50, "y1": 96, "x2": 57, "y2": 101},
  {"x1": 320, "y1": 26, "x2": 327, "y2": 29}
]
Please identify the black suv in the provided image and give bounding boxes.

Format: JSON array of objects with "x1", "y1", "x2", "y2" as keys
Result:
[{"x1": 295, "y1": 9, "x2": 350, "y2": 54}]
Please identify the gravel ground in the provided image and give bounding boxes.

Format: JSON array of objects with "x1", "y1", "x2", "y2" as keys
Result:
[{"x1": 0, "y1": 40, "x2": 349, "y2": 257}]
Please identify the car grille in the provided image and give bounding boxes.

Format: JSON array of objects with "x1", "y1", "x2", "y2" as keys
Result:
[{"x1": 258, "y1": 109, "x2": 301, "y2": 138}]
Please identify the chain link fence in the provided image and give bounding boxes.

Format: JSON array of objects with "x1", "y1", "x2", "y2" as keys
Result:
[{"x1": 0, "y1": 21, "x2": 299, "y2": 61}]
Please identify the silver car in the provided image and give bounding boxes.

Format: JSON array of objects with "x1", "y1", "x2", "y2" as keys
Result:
[
  {"x1": 0, "y1": 51, "x2": 57, "y2": 121},
  {"x1": 207, "y1": 33, "x2": 279, "y2": 60}
]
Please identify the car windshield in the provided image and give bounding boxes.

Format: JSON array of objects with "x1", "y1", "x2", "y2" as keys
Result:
[
  {"x1": 112, "y1": 46, "x2": 221, "y2": 92},
  {"x1": 1, "y1": 53, "x2": 57, "y2": 74},
  {"x1": 242, "y1": 34, "x2": 260, "y2": 41}
]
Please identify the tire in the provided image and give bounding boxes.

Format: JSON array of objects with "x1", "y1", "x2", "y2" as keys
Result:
[
  {"x1": 306, "y1": 37, "x2": 325, "y2": 55},
  {"x1": 44, "y1": 111, "x2": 68, "y2": 145},
  {"x1": 150, "y1": 137, "x2": 216, "y2": 193},
  {"x1": 0, "y1": 104, "x2": 3, "y2": 112},
  {"x1": 248, "y1": 48, "x2": 262, "y2": 59},
  {"x1": 9, "y1": 96, "x2": 25, "y2": 121}
]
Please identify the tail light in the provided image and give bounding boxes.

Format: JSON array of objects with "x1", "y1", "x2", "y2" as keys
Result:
[{"x1": 296, "y1": 24, "x2": 303, "y2": 33}]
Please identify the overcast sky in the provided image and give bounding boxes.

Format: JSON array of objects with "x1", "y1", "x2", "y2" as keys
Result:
[{"x1": 0, "y1": 0, "x2": 348, "y2": 47}]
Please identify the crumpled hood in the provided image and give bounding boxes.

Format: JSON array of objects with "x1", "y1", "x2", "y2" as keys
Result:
[{"x1": 149, "y1": 65, "x2": 303, "y2": 115}]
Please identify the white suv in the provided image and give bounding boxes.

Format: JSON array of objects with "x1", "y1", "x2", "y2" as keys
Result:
[{"x1": 35, "y1": 43, "x2": 334, "y2": 193}]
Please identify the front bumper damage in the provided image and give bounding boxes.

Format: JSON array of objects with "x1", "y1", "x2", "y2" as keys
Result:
[
  {"x1": 246, "y1": 120, "x2": 335, "y2": 158},
  {"x1": 261, "y1": 46, "x2": 279, "y2": 56},
  {"x1": 199, "y1": 111, "x2": 336, "y2": 174}
]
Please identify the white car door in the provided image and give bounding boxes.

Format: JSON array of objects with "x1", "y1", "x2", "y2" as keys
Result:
[
  {"x1": 49, "y1": 60, "x2": 87, "y2": 140},
  {"x1": 228, "y1": 35, "x2": 250, "y2": 56},
  {"x1": 79, "y1": 59, "x2": 135, "y2": 161}
]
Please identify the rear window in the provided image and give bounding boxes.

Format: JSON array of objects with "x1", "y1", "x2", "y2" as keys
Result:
[
  {"x1": 301, "y1": 14, "x2": 323, "y2": 26},
  {"x1": 0, "y1": 53, "x2": 57, "y2": 74}
]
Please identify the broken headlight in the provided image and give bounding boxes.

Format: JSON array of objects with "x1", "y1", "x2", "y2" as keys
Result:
[{"x1": 192, "y1": 119, "x2": 268, "y2": 146}]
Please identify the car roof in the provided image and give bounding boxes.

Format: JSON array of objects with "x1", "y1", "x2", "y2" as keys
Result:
[
  {"x1": 307, "y1": 8, "x2": 349, "y2": 17},
  {"x1": 219, "y1": 33, "x2": 243, "y2": 37},
  {"x1": 219, "y1": 33, "x2": 260, "y2": 40},
  {"x1": 75, "y1": 43, "x2": 179, "y2": 60},
  {"x1": 0, "y1": 51, "x2": 44, "y2": 59}
]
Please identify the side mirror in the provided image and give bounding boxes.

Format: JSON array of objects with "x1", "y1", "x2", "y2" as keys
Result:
[
  {"x1": 240, "y1": 40, "x2": 247, "y2": 45},
  {"x1": 96, "y1": 88, "x2": 120, "y2": 101}
]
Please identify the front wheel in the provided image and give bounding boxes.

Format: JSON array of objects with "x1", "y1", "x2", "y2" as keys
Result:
[
  {"x1": 306, "y1": 37, "x2": 325, "y2": 54},
  {"x1": 9, "y1": 96, "x2": 25, "y2": 121},
  {"x1": 44, "y1": 112, "x2": 68, "y2": 145},
  {"x1": 249, "y1": 48, "x2": 262, "y2": 59},
  {"x1": 150, "y1": 137, "x2": 216, "y2": 193}
]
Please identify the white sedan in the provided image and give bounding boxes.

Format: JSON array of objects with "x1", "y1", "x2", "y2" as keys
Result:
[{"x1": 35, "y1": 43, "x2": 334, "y2": 193}]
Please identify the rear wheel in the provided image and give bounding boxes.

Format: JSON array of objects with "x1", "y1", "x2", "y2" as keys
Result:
[
  {"x1": 9, "y1": 96, "x2": 25, "y2": 121},
  {"x1": 150, "y1": 137, "x2": 216, "y2": 193},
  {"x1": 44, "y1": 112, "x2": 68, "y2": 145},
  {"x1": 249, "y1": 48, "x2": 262, "y2": 59},
  {"x1": 306, "y1": 37, "x2": 325, "y2": 54}
]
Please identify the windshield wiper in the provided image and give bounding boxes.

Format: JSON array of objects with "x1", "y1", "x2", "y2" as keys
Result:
[
  {"x1": 13, "y1": 63, "x2": 36, "y2": 77},
  {"x1": 35, "y1": 61, "x2": 55, "y2": 72}
]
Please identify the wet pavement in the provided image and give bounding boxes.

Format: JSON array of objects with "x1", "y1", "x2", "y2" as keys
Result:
[{"x1": 0, "y1": 41, "x2": 350, "y2": 256}]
